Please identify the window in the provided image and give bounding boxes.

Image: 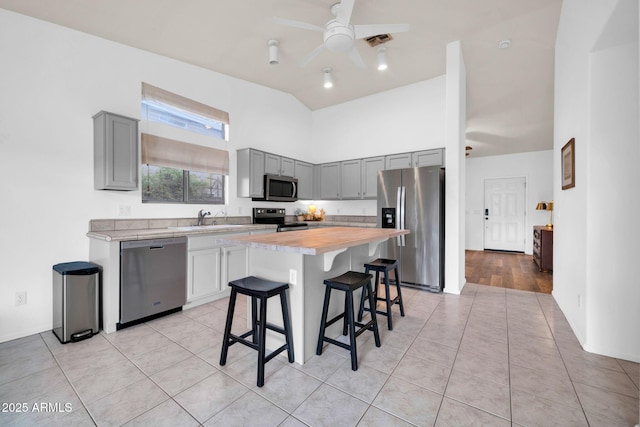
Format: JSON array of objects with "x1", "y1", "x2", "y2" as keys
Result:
[
  {"x1": 141, "y1": 83, "x2": 230, "y2": 205},
  {"x1": 142, "y1": 165, "x2": 225, "y2": 204},
  {"x1": 142, "y1": 100, "x2": 226, "y2": 139}
]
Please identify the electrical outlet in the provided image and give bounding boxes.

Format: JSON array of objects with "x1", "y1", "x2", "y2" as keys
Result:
[
  {"x1": 118, "y1": 205, "x2": 131, "y2": 216},
  {"x1": 289, "y1": 269, "x2": 297, "y2": 285},
  {"x1": 15, "y1": 291, "x2": 26, "y2": 306}
]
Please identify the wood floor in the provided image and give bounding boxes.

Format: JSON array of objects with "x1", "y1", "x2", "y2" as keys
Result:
[{"x1": 465, "y1": 250, "x2": 553, "y2": 294}]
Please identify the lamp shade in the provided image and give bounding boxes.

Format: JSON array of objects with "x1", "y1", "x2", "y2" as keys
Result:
[{"x1": 536, "y1": 201, "x2": 554, "y2": 228}]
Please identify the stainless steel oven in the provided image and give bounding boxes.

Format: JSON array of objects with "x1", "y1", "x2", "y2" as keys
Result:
[{"x1": 253, "y1": 208, "x2": 308, "y2": 232}]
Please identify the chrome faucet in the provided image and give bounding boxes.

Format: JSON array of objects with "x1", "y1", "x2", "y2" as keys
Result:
[{"x1": 197, "y1": 209, "x2": 211, "y2": 226}]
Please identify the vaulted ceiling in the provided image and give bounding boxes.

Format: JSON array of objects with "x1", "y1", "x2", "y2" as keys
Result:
[{"x1": 0, "y1": 0, "x2": 562, "y2": 157}]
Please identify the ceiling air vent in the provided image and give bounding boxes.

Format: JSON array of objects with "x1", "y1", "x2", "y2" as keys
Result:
[{"x1": 365, "y1": 34, "x2": 393, "y2": 47}]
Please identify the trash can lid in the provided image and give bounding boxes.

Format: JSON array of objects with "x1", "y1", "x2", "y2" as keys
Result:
[{"x1": 53, "y1": 261, "x2": 100, "y2": 275}]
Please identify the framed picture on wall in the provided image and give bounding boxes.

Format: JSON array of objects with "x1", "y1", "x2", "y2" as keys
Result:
[{"x1": 562, "y1": 138, "x2": 575, "y2": 190}]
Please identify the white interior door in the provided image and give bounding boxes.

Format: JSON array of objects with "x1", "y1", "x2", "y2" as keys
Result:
[{"x1": 484, "y1": 177, "x2": 526, "y2": 252}]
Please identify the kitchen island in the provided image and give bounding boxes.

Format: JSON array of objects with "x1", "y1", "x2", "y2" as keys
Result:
[{"x1": 215, "y1": 226, "x2": 409, "y2": 364}]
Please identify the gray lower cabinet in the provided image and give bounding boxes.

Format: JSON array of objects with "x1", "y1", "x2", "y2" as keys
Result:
[
  {"x1": 362, "y1": 156, "x2": 384, "y2": 199},
  {"x1": 186, "y1": 234, "x2": 248, "y2": 306},
  {"x1": 294, "y1": 160, "x2": 314, "y2": 199},
  {"x1": 340, "y1": 159, "x2": 362, "y2": 199},
  {"x1": 320, "y1": 162, "x2": 341, "y2": 199},
  {"x1": 237, "y1": 148, "x2": 265, "y2": 198},
  {"x1": 93, "y1": 111, "x2": 138, "y2": 190}
]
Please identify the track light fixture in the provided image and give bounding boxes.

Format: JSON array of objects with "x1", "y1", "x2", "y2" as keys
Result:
[
  {"x1": 323, "y1": 68, "x2": 333, "y2": 89},
  {"x1": 377, "y1": 46, "x2": 388, "y2": 71},
  {"x1": 268, "y1": 40, "x2": 279, "y2": 65}
]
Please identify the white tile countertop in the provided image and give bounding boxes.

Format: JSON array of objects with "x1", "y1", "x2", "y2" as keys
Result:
[
  {"x1": 85, "y1": 217, "x2": 376, "y2": 241},
  {"x1": 86, "y1": 217, "x2": 274, "y2": 241}
]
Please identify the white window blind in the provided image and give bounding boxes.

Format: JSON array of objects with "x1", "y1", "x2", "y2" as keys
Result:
[{"x1": 141, "y1": 133, "x2": 229, "y2": 175}]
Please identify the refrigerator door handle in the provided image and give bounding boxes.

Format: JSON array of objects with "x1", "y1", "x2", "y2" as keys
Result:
[
  {"x1": 399, "y1": 186, "x2": 406, "y2": 246},
  {"x1": 396, "y1": 187, "x2": 403, "y2": 246}
]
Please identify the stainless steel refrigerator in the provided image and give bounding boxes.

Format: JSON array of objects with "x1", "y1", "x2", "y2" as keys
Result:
[{"x1": 377, "y1": 166, "x2": 445, "y2": 292}]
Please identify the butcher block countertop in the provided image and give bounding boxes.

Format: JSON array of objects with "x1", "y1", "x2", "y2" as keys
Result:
[{"x1": 215, "y1": 226, "x2": 409, "y2": 255}]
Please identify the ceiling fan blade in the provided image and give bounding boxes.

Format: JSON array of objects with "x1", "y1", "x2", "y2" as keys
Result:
[
  {"x1": 336, "y1": 0, "x2": 355, "y2": 25},
  {"x1": 354, "y1": 23, "x2": 410, "y2": 39},
  {"x1": 347, "y1": 46, "x2": 366, "y2": 69},
  {"x1": 299, "y1": 44, "x2": 326, "y2": 67},
  {"x1": 273, "y1": 17, "x2": 324, "y2": 32}
]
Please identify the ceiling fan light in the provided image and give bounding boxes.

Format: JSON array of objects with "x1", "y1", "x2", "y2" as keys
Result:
[
  {"x1": 377, "y1": 46, "x2": 388, "y2": 71},
  {"x1": 324, "y1": 21, "x2": 355, "y2": 52},
  {"x1": 268, "y1": 40, "x2": 279, "y2": 65},
  {"x1": 323, "y1": 68, "x2": 333, "y2": 89}
]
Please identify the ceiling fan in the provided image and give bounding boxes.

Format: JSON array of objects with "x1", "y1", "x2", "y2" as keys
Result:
[{"x1": 273, "y1": 0, "x2": 410, "y2": 68}]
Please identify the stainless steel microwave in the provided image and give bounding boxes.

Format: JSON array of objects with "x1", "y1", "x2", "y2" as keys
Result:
[{"x1": 253, "y1": 174, "x2": 298, "y2": 202}]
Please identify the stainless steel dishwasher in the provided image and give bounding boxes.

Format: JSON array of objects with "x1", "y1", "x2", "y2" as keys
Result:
[{"x1": 120, "y1": 237, "x2": 187, "y2": 327}]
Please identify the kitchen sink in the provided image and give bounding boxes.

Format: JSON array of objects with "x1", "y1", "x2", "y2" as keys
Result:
[{"x1": 168, "y1": 225, "x2": 246, "y2": 231}]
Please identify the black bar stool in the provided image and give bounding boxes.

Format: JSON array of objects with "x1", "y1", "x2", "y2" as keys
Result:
[
  {"x1": 220, "y1": 276, "x2": 294, "y2": 387},
  {"x1": 316, "y1": 271, "x2": 381, "y2": 371},
  {"x1": 358, "y1": 258, "x2": 405, "y2": 330}
]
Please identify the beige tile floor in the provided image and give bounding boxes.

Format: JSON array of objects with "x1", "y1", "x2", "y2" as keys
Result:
[{"x1": 1, "y1": 283, "x2": 638, "y2": 426}]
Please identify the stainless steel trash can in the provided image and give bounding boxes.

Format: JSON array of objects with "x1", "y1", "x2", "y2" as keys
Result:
[{"x1": 52, "y1": 261, "x2": 100, "y2": 344}]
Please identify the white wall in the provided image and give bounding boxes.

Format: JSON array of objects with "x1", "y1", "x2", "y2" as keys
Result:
[
  {"x1": 0, "y1": 9, "x2": 311, "y2": 343},
  {"x1": 554, "y1": 0, "x2": 639, "y2": 361},
  {"x1": 310, "y1": 76, "x2": 446, "y2": 163},
  {"x1": 465, "y1": 150, "x2": 554, "y2": 254},
  {"x1": 444, "y1": 41, "x2": 466, "y2": 295}
]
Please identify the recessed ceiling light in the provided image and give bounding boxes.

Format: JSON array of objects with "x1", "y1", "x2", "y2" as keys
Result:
[
  {"x1": 498, "y1": 39, "x2": 511, "y2": 49},
  {"x1": 377, "y1": 47, "x2": 388, "y2": 71}
]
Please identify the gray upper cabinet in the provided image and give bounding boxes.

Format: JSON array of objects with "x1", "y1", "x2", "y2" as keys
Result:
[
  {"x1": 340, "y1": 159, "x2": 362, "y2": 199},
  {"x1": 237, "y1": 148, "x2": 265, "y2": 198},
  {"x1": 264, "y1": 153, "x2": 281, "y2": 175},
  {"x1": 313, "y1": 164, "x2": 322, "y2": 200},
  {"x1": 385, "y1": 153, "x2": 413, "y2": 170},
  {"x1": 412, "y1": 149, "x2": 444, "y2": 167},
  {"x1": 93, "y1": 111, "x2": 139, "y2": 190},
  {"x1": 362, "y1": 156, "x2": 385, "y2": 199},
  {"x1": 294, "y1": 160, "x2": 314, "y2": 200},
  {"x1": 320, "y1": 162, "x2": 341, "y2": 199},
  {"x1": 281, "y1": 157, "x2": 295, "y2": 177},
  {"x1": 265, "y1": 153, "x2": 295, "y2": 177},
  {"x1": 237, "y1": 147, "x2": 445, "y2": 199}
]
